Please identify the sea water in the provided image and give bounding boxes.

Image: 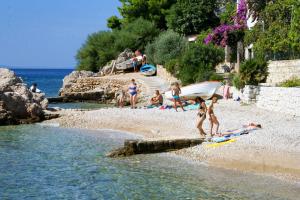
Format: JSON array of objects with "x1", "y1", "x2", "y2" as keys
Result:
[
  {"x1": 13, "y1": 68, "x2": 107, "y2": 110},
  {"x1": 0, "y1": 125, "x2": 299, "y2": 199}
]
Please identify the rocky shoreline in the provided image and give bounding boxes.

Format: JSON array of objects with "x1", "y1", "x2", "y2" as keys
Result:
[{"x1": 0, "y1": 68, "x2": 59, "y2": 125}]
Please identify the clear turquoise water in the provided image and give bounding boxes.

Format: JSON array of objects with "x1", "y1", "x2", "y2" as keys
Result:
[{"x1": 0, "y1": 125, "x2": 299, "y2": 199}]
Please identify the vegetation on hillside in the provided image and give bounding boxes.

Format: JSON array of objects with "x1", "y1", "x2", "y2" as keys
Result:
[{"x1": 76, "y1": 0, "x2": 299, "y2": 87}]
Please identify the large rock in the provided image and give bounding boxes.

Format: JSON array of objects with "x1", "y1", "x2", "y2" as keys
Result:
[
  {"x1": 61, "y1": 70, "x2": 95, "y2": 92},
  {"x1": 99, "y1": 49, "x2": 134, "y2": 75},
  {"x1": 0, "y1": 68, "x2": 49, "y2": 125}
]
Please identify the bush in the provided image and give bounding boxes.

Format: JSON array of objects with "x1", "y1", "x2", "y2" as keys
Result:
[
  {"x1": 177, "y1": 43, "x2": 224, "y2": 85},
  {"x1": 145, "y1": 30, "x2": 187, "y2": 65},
  {"x1": 239, "y1": 59, "x2": 268, "y2": 86},
  {"x1": 76, "y1": 31, "x2": 117, "y2": 72},
  {"x1": 76, "y1": 18, "x2": 159, "y2": 72},
  {"x1": 114, "y1": 18, "x2": 159, "y2": 52},
  {"x1": 232, "y1": 74, "x2": 243, "y2": 90},
  {"x1": 279, "y1": 77, "x2": 300, "y2": 87},
  {"x1": 165, "y1": 59, "x2": 181, "y2": 75},
  {"x1": 209, "y1": 73, "x2": 224, "y2": 81}
]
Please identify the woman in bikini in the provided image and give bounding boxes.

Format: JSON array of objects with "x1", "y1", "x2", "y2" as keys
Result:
[
  {"x1": 196, "y1": 97, "x2": 207, "y2": 139},
  {"x1": 208, "y1": 97, "x2": 220, "y2": 137},
  {"x1": 128, "y1": 79, "x2": 138, "y2": 109},
  {"x1": 171, "y1": 82, "x2": 185, "y2": 112}
]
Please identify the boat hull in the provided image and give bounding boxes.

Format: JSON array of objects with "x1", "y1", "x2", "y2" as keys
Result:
[
  {"x1": 165, "y1": 81, "x2": 222, "y2": 100},
  {"x1": 140, "y1": 64, "x2": 156, "y2": 76}
]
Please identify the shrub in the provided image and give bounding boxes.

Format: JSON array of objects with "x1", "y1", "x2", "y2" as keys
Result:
[
  {"x1": 177, "y1": 43, "x2": 224, "y2": 85},
  {"x1": 232, "y1": 74, "x2": 243, "y2": 90},
  {"x1": 209, "y1": 73, "x2": 224, "y2": 81},
  {"x1": 145, "y1": 30, "x2": 187, "y2": 65},
  {"x1": 279, "y1": 77, "x2": 300, "y2": 87},
  {"x1": 165, "y1": 59, "x2": 181, "y2": 75},
  {"x1": 76, "y1": 18, "x2": 159, "y2": 72},
  {"x1": 115, "y1": 18, "x2": 159, "y2": 52},
  {"x1": 76, "y1": 31, "x2": 117, "y2": 72},
  {"x1": 239, "y1": 59, "x2": 268, "y2": 86}
]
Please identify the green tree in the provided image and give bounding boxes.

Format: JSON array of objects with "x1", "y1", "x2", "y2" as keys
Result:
[
  {"x1": 166, "y1": 0, "x2": 220, "y2": 35},
  {"x1": 145, "y1": 30, "x2": 187, "y2": 65},
  {"x1": 114, "y1": 18, "x2": 159, "y2": 51},
  {"x1": 118, "y1": 0, "x2": 176, "y2": 29},
  {"x1": 76, "y1": 31, "x2": 117, "y2": 72},
  {"x1": 289, "y1": 1, "x2": 300, "y2": 52},
  {"x1": 107, "y1": 15, "x2": 122, "y2": 30},
  {"x1": 246, "y1": 0, "x2": 300, "y2": 60},
  {"x1": 178, "y1": 43, "x2": 224, "y2": 84}
]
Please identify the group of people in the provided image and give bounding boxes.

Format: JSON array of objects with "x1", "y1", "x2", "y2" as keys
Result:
[
  {"x1": 116, "y1": 80, "x2": 220, "y2": 139},
  {"x1": 131, "y1": 50, "x2": 147, "y2": 72},
  {"x1": 196, "y1": 96, "x2": 220, "y2": 139}
]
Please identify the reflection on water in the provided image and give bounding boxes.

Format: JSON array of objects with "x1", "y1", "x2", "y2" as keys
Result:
[{"x1": 0, "y1": 125, "x2": 299, "y2": 199}]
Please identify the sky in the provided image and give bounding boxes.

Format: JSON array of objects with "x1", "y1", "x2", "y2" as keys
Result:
[{"x1": 0, "y1": 0, "x2": 121, "y2": 69}]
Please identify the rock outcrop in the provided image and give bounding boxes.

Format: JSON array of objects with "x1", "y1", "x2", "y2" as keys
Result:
[
  {"x1": 99, "y1": 49, "x2": 134, "y2": 76},
  {"x1": 0, "y1": 68, "x2": 49, "y2": 125},
  {"x1": 59, "y1": 74, "x2": 132, "y2": 103}
]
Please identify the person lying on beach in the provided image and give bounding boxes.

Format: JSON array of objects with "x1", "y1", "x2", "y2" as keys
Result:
[
  {"x1": 208, "y1": 97, "x2": 220, "y2": 137},
  {"x1": 171, "y1": 82, "x2": 185, "y2": 112},
  {"x1": 128, "y1": 79, "x2": 138, "y2": 109},
  {"x1": 150, "y1": 90, "x2": 163, "y2": 106},
  {"x1": 221, "y1": 123, "x2": 262, "y2": 136},
  {"x1": 196, "y1": 97, "x2": 207, "y2": 139}
]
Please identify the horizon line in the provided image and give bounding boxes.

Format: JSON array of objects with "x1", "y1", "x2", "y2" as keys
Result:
[{"x1": 0, "y1": 65, "x2": 75, "y2": 69}]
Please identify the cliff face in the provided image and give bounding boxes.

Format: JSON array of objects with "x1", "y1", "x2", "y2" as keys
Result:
[{"x1": 0, "y1": 68, "x2": 48, "y2": 125}]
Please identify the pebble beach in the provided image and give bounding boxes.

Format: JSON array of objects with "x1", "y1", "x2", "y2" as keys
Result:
[{"x1": 46, "y1": 99, "x2": 300, "y2": 182}]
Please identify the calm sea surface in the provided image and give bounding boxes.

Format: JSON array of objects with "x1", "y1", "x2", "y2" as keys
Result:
[
  {"x1": 13, "y1": 68, "x2": 107, "y2": 109},
  {"x1": 0, "y1": 125, "x2": 299, "y2": 199}
]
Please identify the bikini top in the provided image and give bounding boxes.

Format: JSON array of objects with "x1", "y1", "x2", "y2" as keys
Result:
[{"x1": 129, "y1": 84, "x2": 137, "y2": 92}]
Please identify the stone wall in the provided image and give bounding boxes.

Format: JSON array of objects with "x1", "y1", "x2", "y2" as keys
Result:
[
  {"x1": 267, "y1": 59, "x2": 300, "y2": 85},
  {"x1": 256, "y1": 86, "x2": 300, "y2": 116},
  {"x1": 156, "y1": 65, "x2": 180, "y2": 85}
]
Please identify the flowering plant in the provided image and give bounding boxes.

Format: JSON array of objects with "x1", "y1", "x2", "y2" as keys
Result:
[{"x1": 204, "y1": 0, "x2": 247, "y2": 47}]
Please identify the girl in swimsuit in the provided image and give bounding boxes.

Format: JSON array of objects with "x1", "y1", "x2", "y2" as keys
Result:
[
  {"x1": 128, "y1": 79, "x2": 138, "y2": 109},
  {"x1": 208, "y1": 97, "x2": 220, "y2": 137},
  {"x1": 171, "y1": 82, "x2": 185, "y2": 112},
  {"x1": 196, "y1": 97, "x2": 207, "y2": 139}
]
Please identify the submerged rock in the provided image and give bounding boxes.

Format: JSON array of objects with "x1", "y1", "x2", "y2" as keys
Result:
[{"x1": 0, "y1": 68, "x2": 49, "y2": 125}]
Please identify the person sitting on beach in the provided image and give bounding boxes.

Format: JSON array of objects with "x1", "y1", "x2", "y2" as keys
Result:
[
  {"x1": 171, "y1": 82, "x2": 185, "y2": 112},
  {"x1": 115, "y1": 89, "x2": 125, "y2": 108},
  {"x1": 208, "y1": 97, "x2": 220, "y2": 137},
  {"x1": 29, "y1": 83, "x2": 41, "y2": 93},
  {"x1": 196, "y1": 97, "x2": 207, "y2": 139},
  {"x1": 150, "y1": 90, "x2": 163, "y2": 106},
  {"x1": 128, "y1": 79, "x2": 138, "y2": 109}
]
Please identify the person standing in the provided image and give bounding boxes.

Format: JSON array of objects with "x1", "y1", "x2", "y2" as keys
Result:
[
  {"x1": 223, "y1": 81, "x2": 230, "y2": 100},
  {"x1": 128, "y1": 79, "x2": 138, "y2": 109},
  {"x1": 171, "y1": 82, "x2": 185, "y2": 112},
  {"x1": 196, "y1": 97, "x2": 207, "y2": 139},
  {"x1": 208, "y1": 97, "x2": 220, "y2": 137}
]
